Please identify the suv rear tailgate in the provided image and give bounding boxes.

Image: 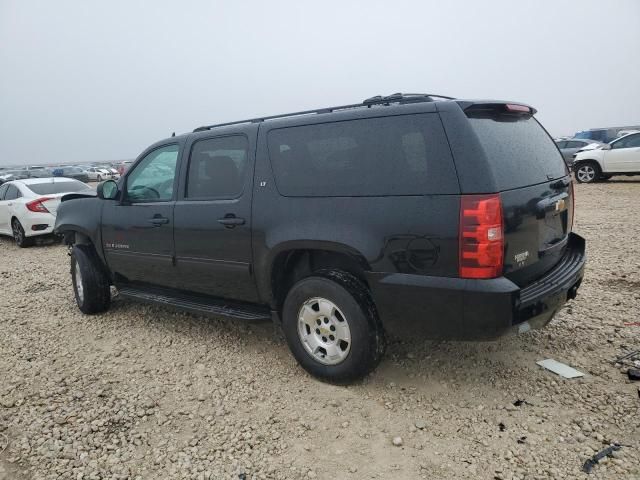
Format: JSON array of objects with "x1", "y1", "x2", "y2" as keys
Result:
[{"x1": 461, "y1": 102, "x2": 573, "y2": 286}]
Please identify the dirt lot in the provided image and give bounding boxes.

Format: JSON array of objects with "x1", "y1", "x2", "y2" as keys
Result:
[{"x1": 1, "y1": 179, "x2": 639, "y2": 480}]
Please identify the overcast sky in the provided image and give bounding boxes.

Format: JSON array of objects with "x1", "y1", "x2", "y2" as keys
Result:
[{"x1": 1, "y1": 0, "x2": 639, "y2": 166}]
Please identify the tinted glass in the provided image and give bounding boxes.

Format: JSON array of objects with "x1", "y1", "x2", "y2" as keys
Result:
[
  {"x1": 0, "y1": 184, "x2": 8, "y2": 199},
  {"x1": 186, "y1": 136, "x2": 248, "y2": 198},
  {"x1": 627, "y1": 135, "x2": 640, "y2": 148},
  {"x1": 612, "y1": 133, "x2": 640, "y2": 149},
  {"x1": 268, "y1": 114, "x2": 458, "y2": 196},
  {"x1": 5, "y1": 185, "x2": 19, "y2": 200},
  {"x1": 555, "y1": 141, "x2": 567, "y2": 148},
  {"x1": 126, "y1": 144, "x2": 179, "y2": 202},
  {"x1": 27, "y1": 181, "x2": 90, "y2": 195},
  {"x1": 565, "y1": 141, "x2": 583, "y2": 148},
  {"x1": 467, "y1": 114, "x2": 567, "y2": 190}
]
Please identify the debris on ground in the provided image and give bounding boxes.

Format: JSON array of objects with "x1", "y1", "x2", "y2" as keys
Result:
[
  {"x1": 613, "y1": 348, "x2": 640, "y2": 368},
  {"x1": 582, "y1": 444, "x2": 622, "y2": 474},
  {"x1": 536, "y1": 359, "x2": 585, "y2": 378},
  {"x1": 627, "y1": 368, "x2": 640, "y2": 381},
  {"x1": 512, "y1": 399, "x2": 532, "y2": 407},
  {"x1": 498, "y1": 423, "x2": 506, "y2": 432},
  {"x1": 517, "y1": 436, "x2": 527, "y2": 444}
]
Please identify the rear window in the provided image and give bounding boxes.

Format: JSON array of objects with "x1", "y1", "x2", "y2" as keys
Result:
[
  {"x1": 267, "y1": 114, "x2": 458, "y2": 196},
  {"x1": 27, "y1": 181, "x2": 90, "y2": 195},
  {"x1": 467, "y1": 114, "x2": 567, "y2": 190}
]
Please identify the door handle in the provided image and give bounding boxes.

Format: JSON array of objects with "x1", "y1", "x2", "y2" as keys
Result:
[
  {"x1": 218, "y1": 215, "x2": 245, "y2": 228},
  {"x1": 148, "y1": 216, "x2": 169, "y2": 226}
]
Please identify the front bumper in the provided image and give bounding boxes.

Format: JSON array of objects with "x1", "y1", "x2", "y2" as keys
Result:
[{"x1": 367, "y1": 233, "x2": 586, "y2": 340}]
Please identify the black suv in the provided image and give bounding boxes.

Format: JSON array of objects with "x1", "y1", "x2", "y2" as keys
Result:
[{"x1": 55, "y1": 93, "x2": 586, "y2": 382}]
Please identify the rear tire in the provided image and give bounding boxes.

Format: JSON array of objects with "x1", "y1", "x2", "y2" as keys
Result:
[
  {"x1": 97, "y1": 175, "x2": 102, "y2": 182},
  {"x1": 12, "y1": 219, "x2": 33, "y2": 248},
  {"x1": 575, "y1": 161, "x2": 601, "y2": 183},
  {"x1": 71, "y1": 245, "x2": 111, "y2": 314},
  {"x1": 281, "y1": 270, "x2": 385, "y2": 383}
]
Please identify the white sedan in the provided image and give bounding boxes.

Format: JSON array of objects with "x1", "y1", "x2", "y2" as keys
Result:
[{"x1": 0, "y1": 177, "x2": 92, "y2": 247}]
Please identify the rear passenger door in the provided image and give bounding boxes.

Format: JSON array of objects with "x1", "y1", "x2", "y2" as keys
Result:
[{"x1": 173, "y1": 129, "x2": 258, "y2": 302}]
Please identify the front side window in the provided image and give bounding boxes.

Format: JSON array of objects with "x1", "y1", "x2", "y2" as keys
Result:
[
  {"x1": 126, "y1": 144, "x2": 179, "y2": 202},
  {"x1": 0, "y1": 184, "x2": 8, "y2": 200},
  {"x1": 185, "y1": 136, "x2": 249, "y2": 199},
  {"x1": 612, "y1": 134, "x2": 640, "y2": 149}
]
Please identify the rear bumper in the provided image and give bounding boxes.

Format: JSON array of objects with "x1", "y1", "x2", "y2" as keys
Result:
[
  {"x1": 367, "y1": 233, "x2": 586, "y2": 340},
  {"x1": 22, "y1": 212, "x2": 56, "y2": 237}
]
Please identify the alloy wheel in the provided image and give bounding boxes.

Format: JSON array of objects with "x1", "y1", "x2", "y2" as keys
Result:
[
  {"x1": 577, "y1": 165, "x2": 596, "y2": 183},
  {"x1": 297, "y1": 297, "x2": 351, "y2": 365}
]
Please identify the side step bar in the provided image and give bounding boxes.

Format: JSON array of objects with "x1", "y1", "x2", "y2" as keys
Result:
[{"x1": 117, "y1": 286, "x2": 271, "y2": 321}]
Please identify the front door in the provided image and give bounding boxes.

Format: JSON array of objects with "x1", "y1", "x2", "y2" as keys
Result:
[
  {"x1": 173, "y1": 131, "x2": 258, "y2": 302},
  {"x1": 604, "y1": 133, "x2": 640, "y2": 172},
  {"x1": 101, "y1": 143, "x2": 182, "y2": 288}
]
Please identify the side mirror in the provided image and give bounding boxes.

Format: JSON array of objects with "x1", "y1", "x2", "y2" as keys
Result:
[
  {"x1": 602, "y1": 143, "x2": 612, "y2": 150},
  {"x1": 97, "y1": 179, "x2": 119, "y2": 200}
]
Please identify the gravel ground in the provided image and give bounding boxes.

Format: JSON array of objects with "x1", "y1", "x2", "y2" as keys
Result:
[{"x1": 1, "y1": 178, "x2": 639, "y2": 480}]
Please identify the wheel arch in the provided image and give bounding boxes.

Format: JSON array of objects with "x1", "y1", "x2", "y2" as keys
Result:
[{"x1": 264, "y1": 241, "x2": 372, "y2": 312}]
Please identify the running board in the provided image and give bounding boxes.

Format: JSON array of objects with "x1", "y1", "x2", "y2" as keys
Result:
[{"x1": 117, "y1": 286, "x2": 271, "y2": 321}]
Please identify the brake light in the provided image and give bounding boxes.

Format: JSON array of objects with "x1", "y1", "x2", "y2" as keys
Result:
[
  {"x1": 459, "y1": 194, "x2": 504, "y2": 279},
  {"x1": 26, "y1": 197, "x2": 53, "y2": 213},
  {"x1": 505, "y1": 103, "x2": 531, "y2": 114}
]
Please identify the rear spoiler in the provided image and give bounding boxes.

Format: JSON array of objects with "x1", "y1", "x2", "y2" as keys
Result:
[{"x1": 456, "y1": 100, "x2": 537, "y2": 116}]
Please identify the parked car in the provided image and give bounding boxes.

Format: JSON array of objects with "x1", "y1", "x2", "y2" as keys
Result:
[
  {"x1": 55, "y1": 93, "x2": 586, "y2": 382},
  {"x1": 52, "y1": 167, "x2": 90, "y2": 183},
  {"x1": 116, "y1": 161, "x2": 133, "y2": 176},
  {"x1": 616, "y1": 129, "x2": 640, "y2": 138},
  {"x1": 98, "y1": 166, "x2": 120, "y2": 180},
  {"x1": 573, "y1": 132, "x2": 640, "y2": 183},
  {"x1": 0, "y1": 178, "x2": 92, "y2": 247},
  {"x1": 0, "y1": 169, "x2": 29, "y2": 184},
  {"x1": 574, "y1": 125, "x2": 640, "y2": 144},
  {"x1": 84, "y1": 167, "x2": 113, "y2": 182},
  {"x1": 555, "y1": 139, "x2": 603, "y2": 166}
]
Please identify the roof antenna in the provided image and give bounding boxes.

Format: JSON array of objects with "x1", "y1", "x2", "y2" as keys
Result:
[{"x1": 171, "y1": 132, "x2": 175, "y2": 137}]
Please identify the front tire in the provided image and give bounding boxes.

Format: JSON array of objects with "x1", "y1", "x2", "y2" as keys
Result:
[
  {"x1": 282, "y1": 270, "x2": 385, "y2": 383},
  {"x1": 12, "y1": 219, "x2": 33, "y2": 248},
  {"x1": 71, "y1": 245, "x2": 111, "y2": 314},
  {"x1": 575, "y1": 161, "x2": 601, "y2": 183}
]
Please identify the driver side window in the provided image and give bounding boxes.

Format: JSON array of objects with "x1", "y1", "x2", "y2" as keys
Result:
[{"x1": 126, "y1": 144, "x2": 179, "y2": 202}]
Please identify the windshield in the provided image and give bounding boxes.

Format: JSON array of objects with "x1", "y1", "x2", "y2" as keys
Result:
[{"x1": 26, "y1": 181, "x2": 90, "y2": 195}]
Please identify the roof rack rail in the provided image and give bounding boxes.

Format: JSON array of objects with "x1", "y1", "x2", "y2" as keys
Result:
[{"x1": 193, "y1": 92, "x2": 455, "y2": 132}]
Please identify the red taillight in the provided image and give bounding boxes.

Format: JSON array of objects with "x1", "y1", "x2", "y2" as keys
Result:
[
  {"x1": 26, "y1": 197, "x2": 53, "y2": 213},
  {"x1": 459, "y1": 194, "x2": 504, "y2": 279},
  {"x1": 505, "y1": 103, "x2": 531, "y2": 114}
]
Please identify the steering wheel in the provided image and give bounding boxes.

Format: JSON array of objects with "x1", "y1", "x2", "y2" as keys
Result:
[{"x1": 130, "y1": 185, "x2": 160, "y2": 199}]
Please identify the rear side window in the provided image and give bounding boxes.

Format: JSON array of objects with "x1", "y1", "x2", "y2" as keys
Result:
[
  {"x1": 186, "y1": 135, "x2": 249, "y2": 199},
  {"x1": 27, "y1": 181, "x2": 90, "y2": 195},
  {"x1": 267, "y1": 114, "x2": 458, "y2": 196},
  {"x1": 467, "y1": 114, "x2": 567, "y2": 190},
  {"x1": 0, "y1": 184, "x2": 8, "y2": 199},
  {"x1": 5, "y1": 184, "x2": 21, "y2": 200}
]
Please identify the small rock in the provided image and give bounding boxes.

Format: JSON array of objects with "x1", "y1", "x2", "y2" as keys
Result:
[
  {"x1": 414, "y1": 420, "x2": 426, "y2": 430},
  {"x1": 392, "y1": 436, "x2": 403, "y2": 447}
]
